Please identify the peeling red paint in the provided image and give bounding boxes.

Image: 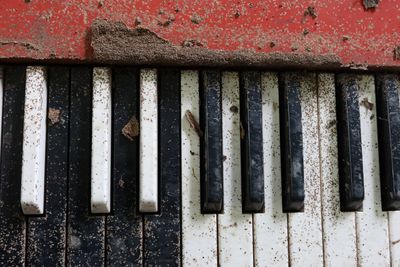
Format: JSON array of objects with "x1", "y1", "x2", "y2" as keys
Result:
[{"x1": 0, "y1": 0, "x2": 399, "y2": 68}]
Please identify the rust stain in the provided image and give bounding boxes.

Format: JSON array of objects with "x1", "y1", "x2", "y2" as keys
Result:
[
  {"x1": 121, "y1": 115, "x2": 139, "y2": 141},
  {"x1": 48, "y1": 108, "x2": 60, "y2": 126}
]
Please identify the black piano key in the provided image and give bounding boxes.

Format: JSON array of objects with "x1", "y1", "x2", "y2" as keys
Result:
[
  {"x1": 0, "y1": 66, "x2": 26, "y2": 265},
  {"x1": 144, "y1": 69, "x2": 181, "y2": 266},
  {"x1": 240, "y1": 71, "x2": 265, "y2": 213},
  {"x1": 26, "y1": 67, "x2": 69, "y2": 266},
  {"x1": 106, "y1": 67, "x2": 142, "y2": 265},
  {"x1": 279, "y1": 73, "x2": 305, "y2": 212},
  {"x1": 376, "y1": 74, "x2": 400, "y2": 211},
  {"x1": 336, "y1": 74, "x2": 364, "y2": 211},
  {"x1": 67, "y1": 67, "x2": 105, "y2": 265},
  {"x1": 200, "y1": 70, "x2": 223, "y2": 213}
]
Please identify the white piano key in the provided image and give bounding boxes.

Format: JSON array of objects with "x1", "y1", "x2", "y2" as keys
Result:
[
  {"x1": 139, "y1": 69, "x2": 158, "y2": 213},
  {"x1": 356, "y1": 75, "x2": 390, "y2": 266},
  {"x1": 181, "y1": 70, "x2": 217, "y2": 266},
  {"x1": 318, "y1": 73, "x2": 357, "y2": 266},
  {"x1": 21, "y1": 66, "x2": 47, "y2": 215},
  {"x1": 218, "y1": 72, "x2": 253, "y2": 267},
  {"x1": 288, "y1": 73, "x2": 323, "y2": 267},
  {"x1": 91, "y1": 67, "x2": 112, "y2": 213},
  {"x1": 390, "y1": 211, "x2": 400, "y2": 266},
  {"x1": 254, "y1": 72, "x2": 288, "y2": 267}
]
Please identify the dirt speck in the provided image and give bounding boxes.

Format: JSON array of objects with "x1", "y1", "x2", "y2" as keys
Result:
[
  {"x1": 185, "y1": 110, "x2": 203, "y2": 137},
  {"x1": 118, "y1": 179, "x2": 125, "y2": 188},
  {"x1": 392, "y1": 239, "x2": 400, "y2": 245},
  {"x1": 304, "y1": 6, "x2": 317, "y2": 19},
  {"x1": 363, "y1": 0, "x2": 380, "y2": 9},
  {"x1": 182, "y1": 39, "x2": 203, "y2": 47},
  {"x1": 361, "y1": 97, "x2": 374, "y2": 110},
  {"x1": 48, "y1": 108, "x2": 60, "y2": 126},
  {"x1": 273, "y1": 102, "x2": 279, "y2": 111},
  {"x1": 303, "y1": 29, "x2": 309, "y2": 36},
  {"x1": 327, "y1": 120, "x2": 336, "y2": 129},
  {"x1": 135, "y1": 17, "x2": 142, "y2": 26},
  {"x1": 240, "y1": 122, "x2": 245, "y2": 139},
  {"x1": 223, "y1": 155, "x2": 227, "y2": 161},
  {"x1": 234, "y1": 10, "x2": 241, "y2": 18},
  {"x1": 98, "y1": 0, "x2": 104, "y2": 7},
  {"x1": 230, "y1": 105, "x2": 238, "y2": 113},
  {"x1": 24, "y1": 0, "x2": 31, "y2": 2},
  {"x1": 121, "y1": 116, "x2": 139, "y2": 141},
  {"x1": 342, "y1": 35, "x2": 350, "y2": 41},
  {"x1": 269, "y1": 41, "x2": 276, "y2": 48},
  {"x1": 191, "y1": 14, "x2": 203, "y2": 24},
  {"x1": 394, "y1": 46, "x2": 400, "y2": 60}
]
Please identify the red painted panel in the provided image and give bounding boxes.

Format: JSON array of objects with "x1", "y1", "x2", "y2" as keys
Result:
[{"x1": 0, "y1": 0, "x2": 399, "y2": 68}]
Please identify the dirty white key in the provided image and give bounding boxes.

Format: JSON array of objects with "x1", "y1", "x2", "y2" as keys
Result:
[
  {"x1": 91, "y1": 67, "x2": 112, "y2": 213},
  {"x1": 318, "y1": 74, "x2": 357, "y2": 266},
  {"x1": 288, "y1": 73, "x2": 323, "y2": 267},
  {"x1": 356, "y1": 75, "x2": 390, "y2": 266},
  {"x1": 181, "y1": 70, "x2": 217, "y2": 266},
  {"x1": 254, "y1": 72, "x2": 288, "y2": 267},
  {"x1": 139, "y1": 69, "x2": 158, "y2": 213},
  {"x1": 21, "y1": 66, "x2": 47, "y2": 215},
  {"x1": 218, "y1": 72, "x2": 252, "y2": 267}
]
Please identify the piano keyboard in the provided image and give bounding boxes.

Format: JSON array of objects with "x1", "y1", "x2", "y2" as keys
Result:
[{"x1": 0, "y1": 65, "x2": 399, "y2": 266}]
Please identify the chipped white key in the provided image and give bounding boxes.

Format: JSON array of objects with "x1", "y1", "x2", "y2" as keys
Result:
[
  {"x1": 181, "y1": 70, "x2": 217, "y2": 266},
  {"x1": 288, "y1": 73, "x2": 324, "y2": 266},
  {"x1": 21, "y1": 66, "x2": 47, "y2": 215},
  {"x1": 91, "y1": 67, "x2": 112, "y2": 213},
  {"x1": 218, "y1": 72, "x2": 253, "y2": 266},
  {"x1": 139, "y1": 69, "x2": 158, "y2": 213},
  {"x1": 356, "y1": 75, "x2": 390, "y2": 266},
  {"x1": 318, "y1": 73, "x2": 357, "y2": 266},
  {"x1": 254, "y1": 72, "x2": 288, "y2": 267}
]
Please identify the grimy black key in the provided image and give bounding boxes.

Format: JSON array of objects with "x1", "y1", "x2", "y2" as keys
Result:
[
  {"x1": 376, "y1": 74, "x2": 400, "y2": 211},
  {"x1": 279, "y1": 73, "x2": 305, "y2": 212},
  {"x1": 106, "y1": 67, "x2": 143, "y2": 265},
  {"x1": 67, "y1": 67, "x2": 105, "y2": 265},
  {"x1": 336, "y1": 74, "x2": 364, "y2": 211},
  {"x1": 0, "y1": 66, "x2": 26, "y2": 265},
  {"x1": 240, "y1": 71, "x2": 265, "y2": 213},
  {"x1": 26, "y1": 67, "x2": 69, "y2": 266},
  {"x1": 144, "y1": 69, "x2": 181, "y2": 266},
  {"x1": 200, "y1": 70, "x2": 223, "y2": 213}
]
